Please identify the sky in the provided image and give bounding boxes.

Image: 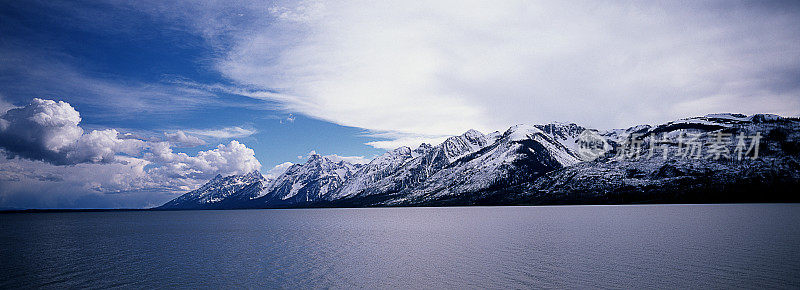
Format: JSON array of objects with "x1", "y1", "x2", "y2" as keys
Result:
[{"x1": 1, "y1": 0, "x2": 799, "y2": 208}]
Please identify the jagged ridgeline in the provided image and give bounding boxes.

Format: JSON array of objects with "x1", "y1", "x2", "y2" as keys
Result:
[{"x1": 158, "y1": 114, "x2": 800, "y2": 209}]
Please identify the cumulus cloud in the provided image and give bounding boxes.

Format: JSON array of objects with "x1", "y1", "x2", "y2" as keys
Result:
[
  {"x1": 0, "y1": 98, "x2": 146, "y2": 164},
  {"x1": 207, "y1": 0, "x2": 800, "y2": 147},
  {"x1": 188, "y1": 126, "x2": 257, "y2": 139},
  {"x1": 0, "y1": 99, "x2": 263, "y2": 208},
  {"x1": 146, "y1": 140, "x2": 261, "y2": 181},
  {"x1": 163, "y1": 131, "x2": 206, "y2": 147},
  {"x1": 0, "y1": 99, "x2": 146, "y2": 164},
  {"x1": 67, "y1": 129, "x2": 146, "y2": 163}
]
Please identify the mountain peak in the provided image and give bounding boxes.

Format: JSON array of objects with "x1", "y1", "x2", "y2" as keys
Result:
[
  {"x1": 244, "y1": 170, "x2": 263, "y2": 179},
  {"x1": 390, "y1": 146, "x2": 412, "y2": 156},
  {"x1": 158, "y1": 170, "x2": 268, "y2": 209},
  {"x1": 504, "y1": 124, "x2": 545, "y2": 141},
  {"x1": 463, "y1": 129, "x2": 483, "y2": 138},
  {"x1": 307, "y1": 153, "x2": 324, "y2": 162},
  {"x1": 416, "y1": 143, "x2": 432, "y2": 150}
]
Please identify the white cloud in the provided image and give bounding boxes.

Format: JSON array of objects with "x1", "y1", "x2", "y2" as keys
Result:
[
  {"x1": 2, "y1": 98, "x2": 83, "y2": 152},
  {"x1": 188, "y1": 126, "x2": 257, "y2": 139},
  {"x1": 67, "y1": 129, "x2": 146, "y2": 163},
  {"x1": 0, "y1": 95, "x2": 17, "y2": 114},
  {"x1": 145, "y1": 140, "x2": 261, "y2": 180},
  {"x1": 0, "y1": 98, "x2": 146, "y2": 164},
  {"x1": 163, "y1": 131, "x2": 206, "y2": 147},
  {"x1": 210, "y1": 0, "x2": 800, "y2": 148},
  {"x1": 362, "y1": 131, "x2": 450, "y2": 150},
  {"x1": 0, "y1": 99, "x2": 263, "y2": 208}
]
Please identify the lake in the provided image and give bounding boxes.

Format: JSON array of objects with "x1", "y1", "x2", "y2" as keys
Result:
[{"x1": 1, "y1": 204, "x2": 799, "y2": 288}]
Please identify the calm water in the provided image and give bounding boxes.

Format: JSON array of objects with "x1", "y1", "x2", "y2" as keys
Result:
[{"x1": 1, "y1": 204, "x2": 799, "y2": 288}]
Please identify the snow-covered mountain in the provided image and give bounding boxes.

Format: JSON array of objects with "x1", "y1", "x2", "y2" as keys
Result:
[
  {"x1": 509, "y1": 113, "x2": 800, "y2": 205},
  {"x1": 159, "y1": 113, "x2": 800, "y2": 209},
  {"x1": 255, "y1": 153, "x2": 361, "y2": 205},
  {"x1": 329, "y1": 129, "x2": 494, "y2": 200},
  {"x1": 377, "y1": 124, "x2": 580, "y2": 205},
  {"x1": 158, "y1": 171, "x2": 268, "y2": 209},
  {"x1": 326, "y1": 146, "x2": 419, "y2": 200}
]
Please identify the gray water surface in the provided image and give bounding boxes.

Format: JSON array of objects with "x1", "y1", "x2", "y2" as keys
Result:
[{"x1": 1, "y1": 204, "x2": 799, "y2": 288}]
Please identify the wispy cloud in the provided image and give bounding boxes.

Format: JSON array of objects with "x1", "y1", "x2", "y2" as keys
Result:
[
  {"x1": 188, "y1": 126, "x2": 257, "y2": 139},
  {"x1": 213, "y1": 0, "x2": 800, "y2": 136},
  {"x1": 0, "y1": 46, "x2": 219, "y2": 118},
  {"x1": 163, "y1": 131, "x2": 206, "y2": 147},
  {"x1": 362, "y1": 131, "x2": 450, "y2": 150}
]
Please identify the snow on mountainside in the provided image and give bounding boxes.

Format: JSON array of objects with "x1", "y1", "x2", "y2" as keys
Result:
[
  {"x1": 158, "y1": 113, "x2": 800, "y2": 209},
  {"x1": 158, "y1": 171, "x2": 268, "y2": 209},
  {"x1": 330, "y1": 129, "x2": 491, "y2": 199},
  {"x1": 254, "y1": 153, "x2": 360, "y2": 204},
  {"x1": 535, "y1": 123, "x2": 586, "y2": 155},
  {"x1": 327, "y1": 146, "x2": 417, "y2": 200},
  {"x1": 382, "y1": 124, "x2": 580, "y2": 205},
  {"x1": 506, "y1": 113, "x2": 800, "y2": 205}
]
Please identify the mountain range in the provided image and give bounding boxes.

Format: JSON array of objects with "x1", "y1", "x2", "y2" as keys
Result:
[{"x1": 158, "y1": 113, "x2": 800, "y2": 209}]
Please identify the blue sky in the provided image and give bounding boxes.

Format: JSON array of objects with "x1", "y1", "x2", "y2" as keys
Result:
[
  {"x1": 1, "y1": 0, "x2": 799, "y2": 208},
  {"x1": 0, "y1": 0, "x2": 386, "y2": 168}
]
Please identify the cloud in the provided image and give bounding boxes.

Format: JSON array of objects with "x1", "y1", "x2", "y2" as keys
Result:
[
  {"x1": 362, "y1": 131, "x2": 450, "y2": 150},
  {"x1": 0, "y1": 95, "x2": 17, "y2": 114},
  {"x1": 68, "y1": 129, "x2": 146, "y2": 163},
  {"x1": 0, "y1": 99, "x2": 263, "y2": 208},
  {"x1": 0, "y1": 138, "x2": 263, "y2": 208},
  {"x1": 188, "y1": 126, "x2": 257, "y2": 139},
  {"x1": 146, "y1": 140, "x2": 261, "y2": 181},
  {"x1": 0, "y1": 45, "x2": 219, "y2": 119},
  {"x1": 206, "y1": 0, "x2": 800, "y2": 147},
  {"x1": 0, "y1": 153, "x2": 160, "y2": 208},
  {"x1": 163, "y1": 131, "x2": 206, "y2": 147},
  {"x1": 0, "y1": 98, "x2": 146, "y2": 164}
]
